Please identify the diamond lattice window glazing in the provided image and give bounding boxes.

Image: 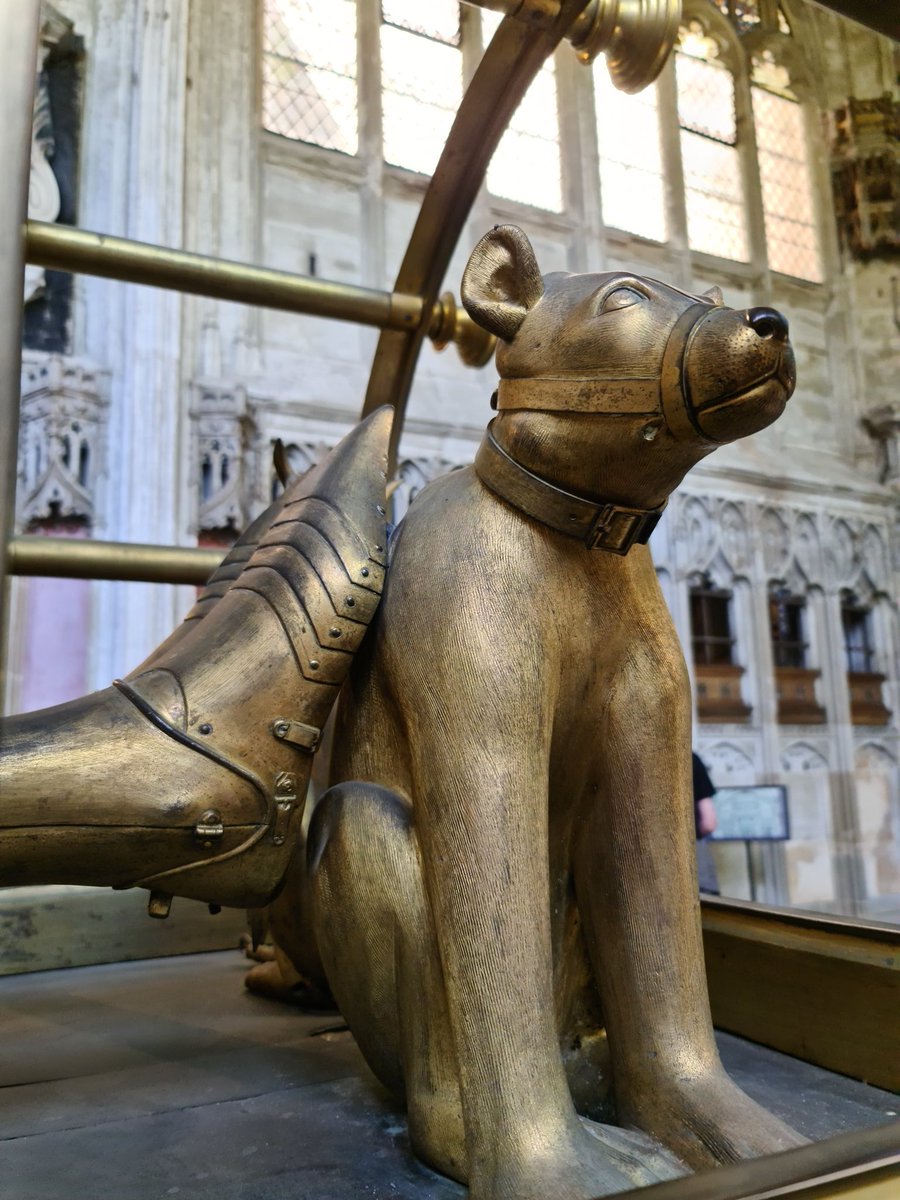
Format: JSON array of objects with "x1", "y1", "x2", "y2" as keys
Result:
[
  {"x1": 481, "y1": 12, "x2": 563, "y2": 211},
  {"x1": 262, "y1": 0, "x2": 359, "y2": 155},
  {"x1": 381, "y1": 5, "x2": 462, "y2": 175},
  {"x1": 595, "y1": 58, "x2": 667, "y2": 242},
  {"x1": 676, "y1": 30, "x2": 748, "y2": 263},
  {"x1": 752, "y1": 85, "x2": 822, "y2": 282},
  {"x1": 382, "y1": 0, "x2": 460, "y2": 44}
]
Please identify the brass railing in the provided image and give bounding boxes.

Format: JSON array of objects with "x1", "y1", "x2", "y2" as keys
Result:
[
  {"x1": 7, "y1": 535, "x2": 222, "y2": 586},
  {"x1": 26, "y1": 220, "x2": 423, "y2": 331}
]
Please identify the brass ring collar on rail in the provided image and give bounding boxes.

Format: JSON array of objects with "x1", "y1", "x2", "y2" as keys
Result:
[{"x1": 569, "y1": 0, "x2": 682, "y2": 92}]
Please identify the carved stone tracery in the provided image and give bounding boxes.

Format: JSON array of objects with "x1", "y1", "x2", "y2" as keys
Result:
[
  {"x1": 673, "y1": 493, "x2": 750, "y2": 582},
  {"x1": 17, "y1": 351, "x2": 109, "y2": 528},
  {"x1": 191, "y1": 384, "x2": 251, "y2": 536},
  {"x1": 829, "y1": 94, "x2": 900, "y2": 261},
  {"x1": 24, "y1": 6, "x2": 73, "y2": 306}
]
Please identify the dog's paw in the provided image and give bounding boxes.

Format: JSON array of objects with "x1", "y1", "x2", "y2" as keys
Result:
[{"x1": 623, "y1": 1069, "x2": 807, "y2": 1169}]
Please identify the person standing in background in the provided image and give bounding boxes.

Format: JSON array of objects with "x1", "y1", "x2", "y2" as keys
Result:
[{"x1": 693, "y1": 752, "x2": 720, "y2": 895}]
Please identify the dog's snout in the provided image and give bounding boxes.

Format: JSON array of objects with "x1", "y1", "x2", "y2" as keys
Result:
[{"x1": 745, "y1": 306, "x2": 789, "y2": 342}]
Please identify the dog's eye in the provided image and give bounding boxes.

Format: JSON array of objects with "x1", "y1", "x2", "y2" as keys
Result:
[{"x1": 599, "y1": 287, "x2": 643, "y2": 314}]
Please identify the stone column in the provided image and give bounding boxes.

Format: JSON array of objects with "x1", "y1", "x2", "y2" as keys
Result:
[
  {"x1": 83, "y1": 0, "x2": 190, "y2": 685},
  {"x1": 820, "y1": 585, "x2": 868, "y2": 911},
  {"x1": 745, "y1": 502, "x2": 788, "y2": 903}
]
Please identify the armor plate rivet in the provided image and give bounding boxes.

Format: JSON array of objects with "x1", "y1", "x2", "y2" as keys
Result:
[
  {"x1": 345, "y1": 596, "x2": 355, "y2": 607},
  {"x1": 309, "y1": 659, "x2": 319, "y2": 670},
  {"x1": 273, "y1": 720, "x2": 289, "y2": 738},
  {"x1": 375, "y1": 544, "x2": 383, "y2": 553},
  {"x1": 376, "y1": 505, "x2": 386, "y2": 515},
  {"x1": 198, "y1": 722, "x2": 212, "y2": 735},
  {"x1": 361, "y1": 567, "x2": 369, "y2": 577},
  {"x1": 329, "y1": 627, "x2": 341, "y2": 638}
]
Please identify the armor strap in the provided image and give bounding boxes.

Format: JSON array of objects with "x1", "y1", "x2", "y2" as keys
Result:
[
  {"x1": 474, "y1": 421, "x2": 664, "y2": 556},
  {"x1": 113, "y1": 676, "x2": 275, "y2": 887}
]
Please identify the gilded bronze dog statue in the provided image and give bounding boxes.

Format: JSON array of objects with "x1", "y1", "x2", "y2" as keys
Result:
[
  {"x1": 304, "y1": 226, "x2": 803, "y2": 1198},
  {"x1": 1, "y1": 225, "x2": 803, "y2": 1198}
]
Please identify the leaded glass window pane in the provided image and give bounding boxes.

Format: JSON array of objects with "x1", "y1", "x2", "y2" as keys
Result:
[
  {"x1": 482, "y1": 13, "x2": 562, "y2": 211},
  {"x1": 262, "y1": 0, "x2": 358, "y2": 155},
  {"x1": 676, "y1": 35, "x2": 748, "y2": 262},
  {"x1": 595, "y1": 58, "x2": 667, "y2": 241},
  {"x1": 681, "y1": 129, "x2": 748, "y2": 260},
  {"x1": 752, "y1": 86, "x2": 822, "y2": 282},
  {"x1": 382, "y1": 0, "x2": 460, "y2": 44},
  {"x1": 690, "y1": 585, "x2": 736, "y2": 665},
  {"x1": 676, "y1": 53, "x2": 737, "y2": 143},
  {"x1": 842, "y1": 603, "x2": 876, "y2": 674},
  {"x1": 769, "y1": 591, "x2": 808, "y2": 669},
  {"x1": 381, "y1": 17, "x2": 462, "y2": 175}
]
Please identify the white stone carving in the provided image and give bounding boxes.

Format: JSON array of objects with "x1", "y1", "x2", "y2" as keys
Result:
[
  {"x1": 759, "y1": 506, "x2": 821, "y2": 589},
  {"x1": 761, "y1": 507, "x2": 791, "y2": 577},
  {"x1": 24, "y1": 7, "x2": 72, "y2": 305},
  {"x1": 192, "y1": 384, "x2": 250, "y2": 534},
  {"x1": 861, "y1": 404, "x2": 900, "y2": 489},
  {"x1": 860, "y1": 524, "x2": 888, "y2": 594},
  {"x1": 17, "y1": 351, "x2": 109, "y2": 526},
  {"x1": 672, "y1": 494, "x2": 752, "y2": 581},
  {"x1": 781, "y1": 741, "x2": 830, "y2": 772},
  {"x1": 824, "y1": 517, "x2": 857, "y2": 588},
  {"x1": 855, "y1": 741, "x2": 898, "y2": 770},
  {"x1": 676, "y1": 495, "x2": 717, "y2": 574},
  {"x1": 794, "y1": 514, "x2": 822, "y2": 585},
  {"x1": 392, "y1": 455, "x2": 459, "y2": 525},
  {"x1": 719, "y1": 501, "x2": 751, "y2": 574},
  {"x1": 703, "y1": 740, "x2": 756, "y2": 775}
]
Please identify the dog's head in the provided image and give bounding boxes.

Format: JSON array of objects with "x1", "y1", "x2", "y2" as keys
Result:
[{"x1": 461, "y1": 225, "x2": 795, "y2": 508}]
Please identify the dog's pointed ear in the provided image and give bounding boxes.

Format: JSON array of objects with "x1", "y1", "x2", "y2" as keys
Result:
[
  {"x1": 702, "y1": 285, "x2": 724, "y2": 307},
  {"x1": 461, "y1": 225, "x2": 544, "y2": 342}
]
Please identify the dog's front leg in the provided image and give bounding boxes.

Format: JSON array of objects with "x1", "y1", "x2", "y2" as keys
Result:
[
  {"x1": 407, "y1": 683, "x2": 655, "y2": 1200},
  {"x1": 574, "y1": 616, "x2": 805, "y2": 1168}
]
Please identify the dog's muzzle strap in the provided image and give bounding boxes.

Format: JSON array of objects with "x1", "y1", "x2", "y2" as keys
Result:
[
  {"x1": 474, "y1": 421, "x2": 664, "y2": 556},
  {"x1": 496, "y1": 376, "x2": 660, "y2": 414}
]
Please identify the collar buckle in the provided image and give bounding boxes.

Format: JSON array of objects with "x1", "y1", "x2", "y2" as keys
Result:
[{"x1": 587, "y1": 504, "x2": 663, "y2": 555}]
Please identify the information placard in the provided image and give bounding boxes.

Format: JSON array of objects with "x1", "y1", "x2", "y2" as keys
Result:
[{"x1": 708, "y1": 785, "x2": 790, "y2": 842}]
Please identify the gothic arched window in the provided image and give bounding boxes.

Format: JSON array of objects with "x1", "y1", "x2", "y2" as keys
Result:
[{"x1": 675, "y1": 19, "x2": 748, "y2": 262}]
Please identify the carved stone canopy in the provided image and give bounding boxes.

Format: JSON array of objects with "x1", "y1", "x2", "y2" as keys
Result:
[{"x1": 17, "y1": 352, "x2": 108, "y2": 527}]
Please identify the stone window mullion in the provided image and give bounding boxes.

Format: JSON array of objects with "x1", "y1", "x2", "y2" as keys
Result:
[
  {"x1": 656, "y1": 56, "x2": 691, "y2": 283},
  {"x1": 357, "y1": 0, "x2": 386, "y2": 291},
  {"x1": 733, "y1": 56, "x2": 770, "y2": 288},
  {"x1": 557, "y1": 47, "x2": 597, "y2": 271}
]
